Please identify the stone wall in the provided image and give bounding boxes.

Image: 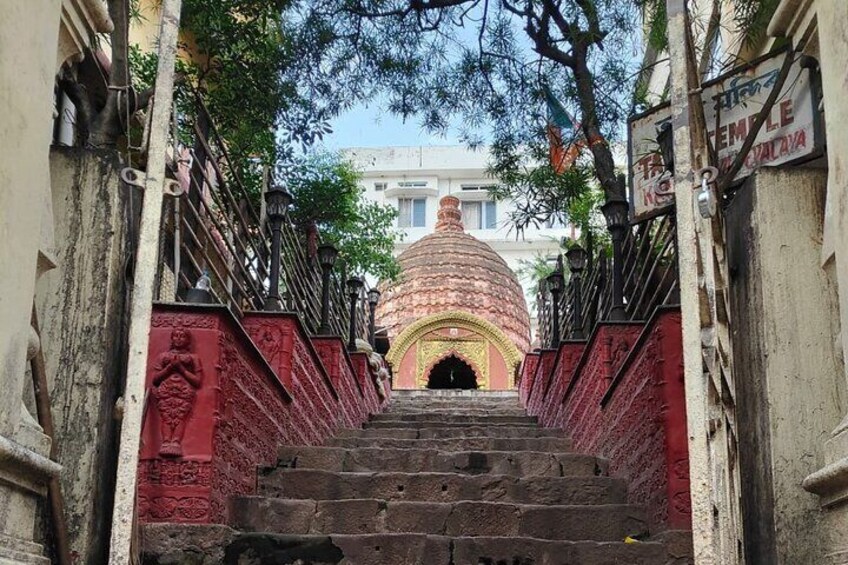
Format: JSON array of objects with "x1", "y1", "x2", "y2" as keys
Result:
[
  {"x1": 138, "y1": 305, "x2": 387, "y2": 525},
  {"x1": 524, "y1": 313, "x2": 690, "y2": 534}
]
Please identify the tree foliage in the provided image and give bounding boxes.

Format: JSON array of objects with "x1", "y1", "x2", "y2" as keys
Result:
[
  {"x1": 288, "y1": 0, "x2": 644, "y2": 226},
  {"x1": 286, "y1": 152, "x2": 402, "y2": 281}
]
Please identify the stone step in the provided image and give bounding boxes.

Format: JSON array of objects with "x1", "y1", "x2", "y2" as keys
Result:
[
  {"x1": 364, "y1": 420, "x2": 539, "y2": 429},
  {"x1": 326, "y1": 436, "x2": 574, "y2": 452},
  {"x1": 258, "y1": 469, "x2": 627, "y2": 505},
  {"x1": 335, "y1": 426, "x2": 568, "y2": 439},
  {"x1": 229, "y1": 498, "x2": 650, "y2": 542},
  {"x1": 369, "y1": 413, "x2": 537, "y2": 424},
  {"x1": 391, "y1": 390, "x2": 519, "y2": 398},
  {"x1": 276, "y1": 446, "x2": 607, "y2": 477},
  {"x1": 388, "y1": 399, "x2": 522, "y2": 407},
  {"x1": 141, "y1": 526, "x2": 668, "y2": 565},
  {"x1": 383, "y1": 408, "x2": 529, "y2": 417},
  {"x1": 388, "y1": 399, "x2": 522, "y2": 408}
]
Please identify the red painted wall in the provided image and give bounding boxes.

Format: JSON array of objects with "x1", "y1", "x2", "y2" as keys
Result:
[
  {"x1": 520, "y1": 349, "x2": 556, "y2": 409},
  {"x1": 527, "y1": 344, "x2": 584, "y2": 419},
  {"x1": 138, "y1": 305, "x2": 387, "y2": 524},
  {"x1": 523, "y1": 311, "x2": 690, "y2": 533}
]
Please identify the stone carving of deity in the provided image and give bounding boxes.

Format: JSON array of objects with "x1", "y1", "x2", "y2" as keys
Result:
[{"x1": 151, "y1": 328, "x2": 203, "y2": 457}]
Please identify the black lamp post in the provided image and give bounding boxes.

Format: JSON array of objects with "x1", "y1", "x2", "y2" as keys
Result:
[
  {"x1": 317, "y1": 244, "x2": 339, "y2": 334},
  {"x1": 546, "y1": 267, "x2": 565, "y2": 348},
  {"x1": 346, "y1": 277, "x2": 364, "y2": 351},
  {"x1": 263, "y1": 183, "x2": 292, "y2": 311},
  {"x1": 565, "y1": 245, "x2": 589, "y2": 339},
  {"x1": 601, "y1": 198, "x2": 629, "y2": 321},
  {"x1": 367, "y1": 288, "x2": 381, "y2": 346}
]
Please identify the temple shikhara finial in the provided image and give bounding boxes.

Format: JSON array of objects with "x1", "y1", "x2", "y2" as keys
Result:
[{"x1": 434, "y1": 195, "x2": 465, "y2": 232}]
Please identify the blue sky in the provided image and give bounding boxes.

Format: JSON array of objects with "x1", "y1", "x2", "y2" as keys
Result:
[{"x1": 323, "y1": 99, "x2": 464, "y2": 150}]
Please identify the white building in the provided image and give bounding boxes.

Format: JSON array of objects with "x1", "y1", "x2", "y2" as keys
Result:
[{"x1": 343, "y1": 145, "x2": 574, "y2": 333}]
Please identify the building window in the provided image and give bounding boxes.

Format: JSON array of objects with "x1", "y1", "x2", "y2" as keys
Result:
[
  {"x1": 461, "y1": 200, "x2": 497, "y2": 229},
  {"x1": 397, "y1": 180, "x2": 429, "y2": 188},
  {"x1": 374, "y1": 182, "x2": 387, "y2": 191},
  {"x1": 398, "y1": 198, "x2": 426, "y2": 228}
]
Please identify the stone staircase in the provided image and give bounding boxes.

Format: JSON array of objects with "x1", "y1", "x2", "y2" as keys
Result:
[{"x1": 143, "y1": 390, "x2": 670, "y2": 564}]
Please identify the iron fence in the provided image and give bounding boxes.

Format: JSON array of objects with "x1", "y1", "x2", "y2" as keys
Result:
[
  {"x1": 154, "y1": 94, "x2": 371, "y2": 342},
  {"x1": 537, "y1": 213, "x2": 679, "y2": 347}
]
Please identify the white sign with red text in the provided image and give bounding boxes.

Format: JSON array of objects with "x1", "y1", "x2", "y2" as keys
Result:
[{"x1": 628, "y1": 52, "x2": 820, "y2": 222}]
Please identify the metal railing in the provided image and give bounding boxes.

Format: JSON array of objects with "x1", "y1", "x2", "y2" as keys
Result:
[
  {"x1": 537, "y1": 213, "x2": 679, "y2": 347},
  {"x1": 154, "y1": 94, "x2": 371, "y2": 342}
]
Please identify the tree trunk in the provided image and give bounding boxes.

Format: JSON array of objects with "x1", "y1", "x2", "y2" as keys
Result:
[
  {"x1": 88, "y1": 0, "x2": 130, "y2": 147},
  {"x1": 572, "y1": 48, "x2": 626, "y2": 202}
]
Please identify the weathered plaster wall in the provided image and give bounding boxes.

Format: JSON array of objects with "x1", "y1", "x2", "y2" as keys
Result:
[
  {"x1": 726, "y1": 167, "x2": 845, "y2": 565},
  {"x1": 33, "y1": 147, "x2": 132, "y2": 563}
]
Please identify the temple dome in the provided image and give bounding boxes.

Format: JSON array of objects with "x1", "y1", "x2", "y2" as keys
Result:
[{"x1": 376, "y1": 196, "x2": 531, "y2": 352}]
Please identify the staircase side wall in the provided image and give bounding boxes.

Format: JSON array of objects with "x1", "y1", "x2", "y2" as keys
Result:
[
  {"x1": 536, "y1": 343, "x2": 584, "y2": 427},
  {"x1": 139, "y1": 306, "x2": 386, "y2": 525},
  {"x1": 517, "y1": 352, "x2": 540, "y2": 402},
  {"x1": 600, "y1": 311, "x2": 690, "y2": 532},
  {"x1": 523, "y1": 349, "x2": 556, "y2": 414},
  {"x1": 527, "y1": 314, "x2": 688, "y2": 533},
  {"x1": 312, "y1": 337, "x2": 367, "y2": 428}
]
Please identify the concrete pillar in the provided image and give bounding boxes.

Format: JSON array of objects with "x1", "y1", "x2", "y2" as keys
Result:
[
  {"x1": 797, "y1": 3, "x2": 848, "y2": 562},
  {"x1": 0, "y1": 1, "x2": 64, "y2": 562}
]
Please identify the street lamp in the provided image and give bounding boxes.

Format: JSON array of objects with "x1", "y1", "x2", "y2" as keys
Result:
[
  {"x1": 565, "y1": 245, "x2": 589, "y2": 339},
  {"x1": 317, "y1": 244, "x2": 339, "y2": 334},
  {"x1": 601, "y1": 197, "x2": 629, "y2": 321},
  {"x1": 367, "y1": 288, "x2": 381, "y2": 346},
  {"x1": 546, "y1": 266, "x2": 565, "y2": 348},
  {"x1": 346, "y1": 277, "x2": 364, "y2": 351},
  {"x1": 263, "y1": 183, "x2": 292, "y2": 311}
]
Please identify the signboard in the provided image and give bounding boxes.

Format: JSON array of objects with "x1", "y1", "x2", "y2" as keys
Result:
[{"x1": 628, "y1": 50, "x2": 822, "y2": 222}]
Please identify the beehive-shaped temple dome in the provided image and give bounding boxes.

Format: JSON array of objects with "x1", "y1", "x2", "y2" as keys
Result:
[{"x1": 377, "y1": 196, "x2": 531, "y2": 390}]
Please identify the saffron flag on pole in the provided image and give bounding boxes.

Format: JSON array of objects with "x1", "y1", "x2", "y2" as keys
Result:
[{"x1": 543, "y1": 84, "x2": 583, "y2": 173}]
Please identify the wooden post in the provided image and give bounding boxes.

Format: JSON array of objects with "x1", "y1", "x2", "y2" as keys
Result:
[{"x1": 108, "y1": 0, "x2": 182, "y2": 562}]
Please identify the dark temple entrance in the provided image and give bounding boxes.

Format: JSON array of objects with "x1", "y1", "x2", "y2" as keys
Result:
[{"x1": 427, "y1": 355, "x2": 478, "y2": 389}]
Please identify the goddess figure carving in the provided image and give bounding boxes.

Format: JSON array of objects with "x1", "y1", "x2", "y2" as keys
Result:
[{"x1": 152, "y1": 328, "x2": 203, "y2": 456}]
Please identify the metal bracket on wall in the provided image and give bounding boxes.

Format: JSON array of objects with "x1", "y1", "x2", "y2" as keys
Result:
[{"x1": 121, "y1": 167, "x2": 183, "y2": 196}]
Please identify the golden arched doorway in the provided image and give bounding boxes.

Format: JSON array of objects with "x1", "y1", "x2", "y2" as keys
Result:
[{"x1": 385, "y1": 311, "x2": 523, "y2": 390}]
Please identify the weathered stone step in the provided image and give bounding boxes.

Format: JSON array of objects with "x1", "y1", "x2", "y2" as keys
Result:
[
  {"x1": 388, "y1": 399, "x2": 522, "y2": 408},
  {"x1": 391, "y1": 390, "x2": 519, "y2": 398},
  {"x1": 142, "y1": 526, "x2": 667, "y2": 565},
  {"x1": 258, "y1": 469, "x2": 627, "y2": 505},
  {"x1": 364, "y1": 420, "x2": 539, "y2": 429},
  {"x1": 388, "y1": 399, "x2": 521, "y2": 407},
  {"x1": 369, "y1": 413, "x2": 536, "y2": 424},
  {"x1": 326, "y1": 436, "x2": 573, "y2": 452},
  {"x1": 336, "y1": 426, "x2": 568, "y2": 439},
  {"x1": 383, "y1": 408, "x2": 529, "y2": 417},
  {"x1": 276, "y1": 446, "x2": 606, "y2": 477},
  {"x1": 229, "y1": 498, "x2": 650, "y2": 542}
]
